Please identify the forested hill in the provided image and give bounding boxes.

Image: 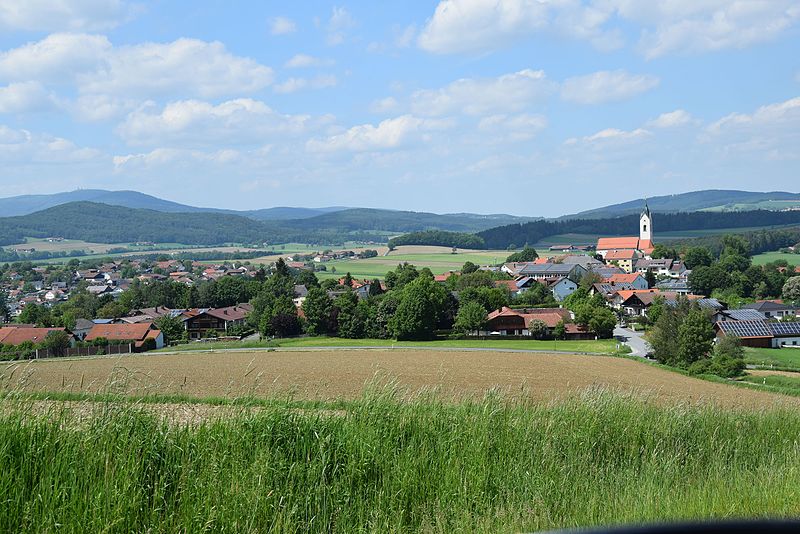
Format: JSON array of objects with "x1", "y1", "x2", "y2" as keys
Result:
[
  {"x1": 476, "y1": 209, "x2": 800, "y2": 249},
  {"x1": 0, "y1": 202, "x2": 538, "y2": 247},
  {"x1": 561, "y1": 190, "x2": 800, "y2": 219}
]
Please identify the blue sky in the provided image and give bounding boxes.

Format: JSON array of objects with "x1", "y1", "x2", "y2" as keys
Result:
[{"x1": 0, "y1": 1, "x2": 798, "y2": 217}]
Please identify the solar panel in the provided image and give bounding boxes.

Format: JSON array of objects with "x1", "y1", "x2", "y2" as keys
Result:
[
  {"x1": 718, "y1": 320, "x2": 772, "y2": 337},
  {"x1": 769, "y1": 322, "x2": 800, "y2": 336},
  {"x1": 726, "y1": 309, "x2": 766, "y2": 321}
]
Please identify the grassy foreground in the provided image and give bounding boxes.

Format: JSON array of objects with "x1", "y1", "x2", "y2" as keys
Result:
[{"x1": 2, "y1": 391, "x2": 800, "y2": 532}]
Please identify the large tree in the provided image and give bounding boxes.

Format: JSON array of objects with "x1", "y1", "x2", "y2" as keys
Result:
[
  {"x1": 390, "y1": 275, "x2": 447, "y2": 340},
  {"x1": 677, "y1": 308, "x2": 715, "y2": 366},
  {"x1": 452, "y1": 301, "x2": 487, "y2": 335},
  {"x1": 302, "y1": 288, "x2": 334, "y2": 336},
  {"x1": 783, "y1": 276, "x2": 800, "y2": 304}
]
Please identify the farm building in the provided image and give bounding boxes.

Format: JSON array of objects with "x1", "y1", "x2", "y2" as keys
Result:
[
  {"x1": 715, "y1": 320, "x2": 800, "y2": 348},
  {"x1": 483, "y1": 307, "x2": 595, "y2": 339},
  {"x1": 84, "y1": 322, "x2": 164, "y2": 350}
]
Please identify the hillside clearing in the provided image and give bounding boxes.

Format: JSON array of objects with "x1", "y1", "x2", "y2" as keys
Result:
[{"x1": 2, "y1": 349, "x2": 797, "y2": 409}]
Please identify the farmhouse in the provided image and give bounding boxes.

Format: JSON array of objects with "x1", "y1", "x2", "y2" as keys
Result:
[
  {"x1": 181, "y1": 304, "x2": 253, "y2": 339},
  {"x1": 740, "y1": 301, "x2": 797, "y2": 320},
  {"x1": 85, "y1": 322, "x2": 164, "y2": 349},
  {"x1": 483, "y1": 307, "x2": 594, "y2": 339},
  {"x1": 0, "y1": 326, "x2": 73, "y2": 346},
  {"x1": 596, "y1": 202, "x2": 655, "y2": 261},
  {"x1": 502, "y1": 263, "x2": 587, "y2": 281}
]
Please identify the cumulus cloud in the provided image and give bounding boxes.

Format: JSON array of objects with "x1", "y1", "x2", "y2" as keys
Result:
[
  {"x1": 269, "y1": 16, "x2": 296, "y2": 35},
  {"x1": 0, "y1": 124, "x2": 100, "y2": 164},
  {"x1": 306, "y1": 115, "x2": 452, "y2": 152},
  {"x1": 284, "y1": 54, "x2": 334, "y2": 68},
  {"x1": 273, "y1": 75, "x2": 337, "y2": 94},
  {"x1": 646, "y1": 109, "x2": 695, "y2": 128},
  {"x1": 0, "y1": 33, "x2": 274, "y2": 103},
  {"x1": 417, "y1": 0, "x2": 800, "y2": 57},
  {"x1": 0, "y1": 81, "x2": 58, "y2": 113},
  {"x1": 369, "y1": 97, "x2": 399, "y2": 114},
  {"x1": 0, "y1": 0, "x2": 137, "y2": 32},
  {"x1": 116, "y1": 98, "x2": 321, "y2": 147},
  {"x1": 706, "y1": 97, "x2": 800, "y2": 139},
  {"x1": 561, "y1": 70, "x2": 659, "y2": 105},
  {"x1": 411, "y1": 69, "x2": 555, "y2": 116}
]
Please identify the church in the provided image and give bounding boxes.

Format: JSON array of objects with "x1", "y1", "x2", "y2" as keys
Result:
[{"x1": 595, "y1": 202, "x2": 655, "y2": 262}]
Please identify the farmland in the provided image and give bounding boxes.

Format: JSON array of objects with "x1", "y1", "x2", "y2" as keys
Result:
[
  {"x1": 3, "y1": 349, "x2": 797, "y2": 408},
  {"x1": 751, "y1": 250, "x2": 800, "y2": 266},
  {"x1": 745, "y1": 347, "x2": 800, "y2": 370}
]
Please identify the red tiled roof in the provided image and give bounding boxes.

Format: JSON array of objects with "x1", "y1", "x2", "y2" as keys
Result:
[
  {"x1": 605, "y1": 273, "x2": 644, "y2": 284},
  {"x1": 597, "y1": 237, "x2": 640, "y2": 250},
  {"x1": 494, "y1": 280, "x2": 519, "y2": 292},
  {"x1": 486, "y1": 307, "x2": 571, "y2": 328},
  {"x1": 0, "y1": 327, "x2": 67, "y2": 346},
  {"x1": 85, "y1": 322, "x2": 155, "y2": 342},
  {"x1": 205, "y1": 305, "x2": 252, "y2": 322},
  {"x1": 605, "y1": 249, "x2": 638, "y2": 260}
]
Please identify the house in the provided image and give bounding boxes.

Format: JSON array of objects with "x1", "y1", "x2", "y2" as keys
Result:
[
  {"x1": 713, "y1": 308, "x2": 766, "y2": 323},
  {"x1": 715, "y1": 320, "x2": 800, "y2": 348},
  {"x1": 72, "y1": 318, "x2": 96, "y2": 340},
  {"x1": 548, "y1": 277, "x2": 578, "y2": 302},
  {"x1": 0, "y1": 326, "x2": 73, "y2": 346},
  {"x1": 741, "y1": 301, "x2": 797, "y2": 320},
  {"x1": 591, "y1": 282, "x2": 636, "y2": 300},
  {"x1": 559, "y1": 255, "x2": 604, "y2": 270},
  {"x1": 602, "y1": 249, "x2": 641, "y2": 273},
  {"x1": 605, "y1": 273, "x2": 648, "y2": 290},
  {"x1": 656, "y1": 279, "x2": 691, "y2": 293},
  {"x1": 484, "y1": 307, "x2": 572, "y2": 336},
  {"x1": 503, "y1": 263, "x2": 587, "y2": 282},
  {"x1": 596, "y1": 202, "x2": 655, "y2": 259},
  {"x1": 181, "y1": 304, "x2": 253, "y2": 339},
  {"x1": 85, "y1": 322, "x2": 164, "y2": 349}
]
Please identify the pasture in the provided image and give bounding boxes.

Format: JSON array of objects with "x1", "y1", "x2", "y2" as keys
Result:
[
  {"x1": 751, "y1": 250, "x2": 800, "y2": 266},
  {"x1": 3, "y1": 349, "x2": 797, "y2": 408},
  {"x1": 745, "y1": 347, "x2": 800, "y2": 370}
]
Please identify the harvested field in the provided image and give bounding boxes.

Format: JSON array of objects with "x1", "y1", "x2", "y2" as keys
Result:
[{"x1": 2, "y1": 349, "x2": 798, "y2": 409}]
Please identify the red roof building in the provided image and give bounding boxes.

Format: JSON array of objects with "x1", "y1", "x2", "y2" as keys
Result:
[{"x1": 85, "y1": 322, "x2": 164, "y2": 349}]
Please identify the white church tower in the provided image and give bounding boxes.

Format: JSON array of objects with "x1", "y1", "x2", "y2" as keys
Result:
[{"x1": 640, "y1": 200, "x2": 652, "y2": 244}]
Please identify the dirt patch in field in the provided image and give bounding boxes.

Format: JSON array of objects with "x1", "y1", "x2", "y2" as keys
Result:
[{"x1": 2, "y1": 350, "x2": 798, "y2": 409}]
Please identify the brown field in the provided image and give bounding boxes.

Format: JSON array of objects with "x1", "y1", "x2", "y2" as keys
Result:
[{"x1": 2, "y1": 349, "x2": 799, "y2": 409}]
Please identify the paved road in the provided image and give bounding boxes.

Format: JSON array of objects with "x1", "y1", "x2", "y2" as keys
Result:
[{"x1": 614, "y1": 326, "x2": 651, "y2": 358}]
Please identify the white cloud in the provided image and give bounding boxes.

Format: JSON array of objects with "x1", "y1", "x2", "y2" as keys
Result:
[
  {"x1": 117, "y1": 98, "x2": 321, "y2": 147},
  {"x1": 327, "y1": 6, "x2": 356, "y2": 45},
  {"x1": 395, "y1": 24, "x2": 417, "y2": 48},
  {"x1": 370, "y1": 97, "x2": 399, "y2": 113},
  {"x1": 707, "y1": 97, "x2": 800, "y2": 135},
  {"x1": 113, "y1": 147, "x2": 244, "y2": 170},
  {"x1": 306, "y1": 115, "x2": 452, "y2": 153},
  {"x1": 646, "y1": 109, "x2": 695, "y2": 128},
  {"x1": 70, "y1": 94, "x2": 138, "y2": 122},
  {"x1": 477, "y1": 113, "x2": 547, "y2": 141},
  {"x1": 561, "y1": 70, "x2": 659, "y2": 104},
  {"x1": 0, "y1": 33, "x2": 274, "y2": 99},
  {"x1": 566, "y1": 127, "x2": 651, "y2": 145},
  {"x1": 0, "y1": 81, "x2": 58, "y2": 113},
  {"x1": 418, "y1": 0, "x2": 800, "y2": 57},
  {"x1": 418, "y1": 0, "x2": 619, "y2": 55},
  {"x1": 0, "y1": 0, "x2": 137, "y2": 32},
  {"x1": 411, "y1": 69, "x2": 555, "y2": 116},
  {"x1": 0, "y1": 124, "x2": 100, "y2": 164},
  {"x1": 284, "y1": 54, "x2": 334, "y2": 68},
  {"x1": 273, "y1": 75, "x2": 337, "y2": 94},
  {"x1": 614, "y1": 1, "x2": 800, "y2": 59},
  {"x1": 269, "y1": 16, "x2": 296, "y2": 35}
]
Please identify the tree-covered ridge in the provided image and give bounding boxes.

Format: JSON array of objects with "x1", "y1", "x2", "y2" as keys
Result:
[
  {"x1": 476, "y1": 210, "x2": 800, "y2": 249},
  {"x1": 389, "y1": 231, "x2": 485, "y2": 249}
]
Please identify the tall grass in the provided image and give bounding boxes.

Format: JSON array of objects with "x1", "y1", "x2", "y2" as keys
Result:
[{"x1": 1, "y1": 390, "x2": 799, "y2": 532}]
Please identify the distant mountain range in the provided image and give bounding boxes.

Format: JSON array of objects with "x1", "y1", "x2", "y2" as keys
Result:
[
  {"x1": 561, "y1": 190, "x2": 800, "y2": 219},
  {"x1": 0, "y1": 189, "x2": 347, "y2": 221}
]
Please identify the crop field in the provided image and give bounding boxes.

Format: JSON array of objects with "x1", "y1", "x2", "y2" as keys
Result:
[
  {"x1": 8, "y1": 237, "x2": 123, "y2": 254},
  {"x1": 313, "y1": 245, "x2": 544, "y2": 279},
  {"x1": 751, "y1": 251, "x2": 800, "y2": 266},
  {"x1": 3, "y1": 349, "x2": 798, "y2": 409}
]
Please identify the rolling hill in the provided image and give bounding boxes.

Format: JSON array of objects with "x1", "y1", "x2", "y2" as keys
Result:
[{"x1": 561, "y1": 190, "x2": 800, "y2": 219}]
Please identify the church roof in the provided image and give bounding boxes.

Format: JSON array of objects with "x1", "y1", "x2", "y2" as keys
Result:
[{"x1": 597, "y1": 237, "x2": 640, "y2": 250}]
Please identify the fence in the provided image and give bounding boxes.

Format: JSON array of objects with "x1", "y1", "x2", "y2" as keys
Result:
[{"x1": 0, "y1": 343, "x2": 133, "y2": 361}]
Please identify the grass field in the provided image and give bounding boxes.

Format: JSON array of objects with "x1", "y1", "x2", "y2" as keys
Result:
[
  {"x1": 745, "y1": 347, "x2": 800, "y2": 370},
  {"x1": 2, "y1": 390, "x2": 800, "y2": 532},
  {"x1": 274, "y1": 336, "x2": 617, "y2": 353},
  {"x1": 751, "y1": 251, "x2": 800, "y2": 266},
  {"x1": 741, "y1": 370, "x2": 800, "y2": 393}
]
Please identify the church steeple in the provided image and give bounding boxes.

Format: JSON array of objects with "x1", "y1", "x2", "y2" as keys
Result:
[{"x1": 640, "y1": 199, "x2": 652, "y2": 243}]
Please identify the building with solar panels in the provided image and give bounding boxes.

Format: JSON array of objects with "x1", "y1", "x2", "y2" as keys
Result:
[{"x1": 715, "y1": 320, "x2": 800, "y2": 348}]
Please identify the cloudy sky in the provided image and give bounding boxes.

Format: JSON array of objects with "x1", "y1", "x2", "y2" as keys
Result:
[{"x1": 1, "y1": 1, "x2": 798, "y2": 216}]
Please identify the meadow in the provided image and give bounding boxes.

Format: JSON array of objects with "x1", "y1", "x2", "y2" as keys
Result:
[
  {"x1": 2, "y1": 389, "x2": 800, "y2": 532},
  {"x1": 751, "y1": 250, "x2": 800, "y2": 266},
  {"x1": 745, "y1": 347, "x2": 800, "y2": 370}
]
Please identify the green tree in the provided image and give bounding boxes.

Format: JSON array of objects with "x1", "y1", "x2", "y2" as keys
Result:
[
  {"x1": 588, "y1": 307, "x2": 617, "y2": 339},
  {"x1": 334, "y1": 291, "x2": 364, "y2": 338},
  {"x1": 649, "y1": 307, "x2": 682, "y2": 365},
  {"x1": 688, "y1": 265, "x2": 729, "y2": 296},
  {"x1": 782, "y1": 276, "x2": 800, "y2": 304},
  {"x1": 645, "y1": 269, "x2": 656, "y2": 289},
  {"x1": 553, "y1": 320, "x2": 566, "y2": 340},
  {"x1": 676, "y1": 308, "x2": 715, "y2": 366},
  {"x1": 390, "y1": 276, "x2": 447, "y2": 340},
  {"x1": 302, "y1": 288, "x2": 334, "y2": 335},
  {"x1": 264, "y1": 295, "x2": 300, "y2": 338},
  {"x1": 527, "y1": 319, "x2": 548, "y2": 340},
  {"x1": 452, "y1": 301, "x2": 487, "y2": 335},
  {"x1": 154, "y1": 314, "x2": 185, "y2": 345},
  {"x1": 461, "y1": 261, "x2": 478, "y2": 274},
  {"x1": 647, "y1": 295, "x2": 666, "y2": 324},
  {"x1": 683, "y1": 247, "x2": 714, "y2": 269},
  {"x1": 40, "y1": 330, "x2": 72, "y2": 357},
  {"x1": 505, "y1": 247, "x2": 538, "y2": 263}
]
